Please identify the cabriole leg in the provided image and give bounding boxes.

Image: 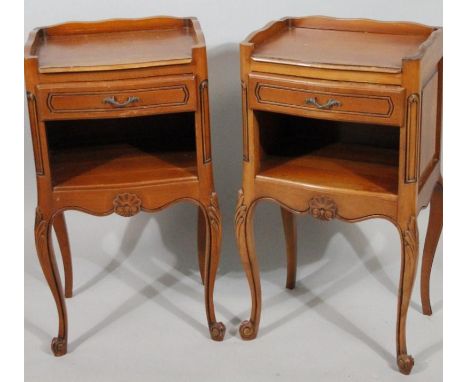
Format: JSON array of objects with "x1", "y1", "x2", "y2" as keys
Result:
[
  {"x1": 202, "y1": 193, "x2": 225, "y2": 341},
  {"x1": 35, "y1": 208, "x2": 68, "y2": 356},
  {"x1": 396, "y1": 216, "x2": 419, "y2": 374},
  {"x1": 421, "y1": 179, "x2": 443, "y2": 315},
  {"x1": 235, "y1": 190, "x2": 261, "y2": 340}
]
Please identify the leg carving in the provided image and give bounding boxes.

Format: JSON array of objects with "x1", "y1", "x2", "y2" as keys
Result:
[
  {"x1": 197, "y1": 207, "x2": 206, "y2": 285},
  {"x1": 421, "y1": 179, "x2": 443, "y2": 315},
  {"x1": 35, "y1": 208, "x2": 68, "y2": 356},
  {"x1": 396, "y1": 216, "x2": 419, "y2": 374},
  {"x1": 280, "y1": 207, "x2": 297, "y2": 290},
  {"x1": 53, "y1": 212, "x2": 73, "y2": 298},
  {"x1": 203, "y1": 193, "x2": 225, "y2": 341},
  {"x1": 235, "y1": 190, "x2": 261, "y2": 340}
]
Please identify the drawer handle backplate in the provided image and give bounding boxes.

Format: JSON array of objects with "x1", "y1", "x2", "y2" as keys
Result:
[
  {"x1": 305, "y1": 97, "x2": 341, "y2": 110},
  {"x1": 103, "y1": 96, "x2": 140, "y2": 108}
]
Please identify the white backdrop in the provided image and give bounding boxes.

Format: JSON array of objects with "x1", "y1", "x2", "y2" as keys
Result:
[{"x1": 24, "y1": 1, "x2": 443, "y2": 381}]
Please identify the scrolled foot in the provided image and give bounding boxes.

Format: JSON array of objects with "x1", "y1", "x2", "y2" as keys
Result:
[
  {"x1": 209, "y1": 322, "x2": 226, "y2": 341},
  {"x1": 239, "y1": 320, "x2": 257, "y2": 340},
  {"x1": 51, "y1": 337, "x2": 67, "y2": 356},
  {"x1": 397, "y1": 354, "x2": 414, "y2": 375}
]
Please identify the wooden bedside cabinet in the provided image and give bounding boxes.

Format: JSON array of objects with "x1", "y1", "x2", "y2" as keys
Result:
[
  {"x1": 25, "y1": 16, "x2": 225, "y2": 356},
  {"x1": 235, "y1": 16, "x2": 442, "y2": 374}
]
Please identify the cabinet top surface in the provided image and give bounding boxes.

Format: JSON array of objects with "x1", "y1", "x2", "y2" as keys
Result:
[
  {"x1": 27, "y1": 17, "x2": 202, "y2": 73},
  {"x1": 249, "y1": 18, "x2": 438, "y2": 73}
]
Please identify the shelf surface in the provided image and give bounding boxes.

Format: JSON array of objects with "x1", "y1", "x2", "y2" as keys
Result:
[
  {"x1": 257, "y1": 143, "x2": 398, "y2": 196},
  {"x1": 38, "y1": 28, "x2": 196, "y2": 73},
  {"x1": 51, "y1": 144, "x2": 198, "y2": 190},
  {"x1": 252, "y1": 27, "x2": 429, "y2": 72}
]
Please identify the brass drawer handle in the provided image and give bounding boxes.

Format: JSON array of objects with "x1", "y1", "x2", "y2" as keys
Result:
[
  {"x1": 305, "y1": 97, "x2": 341, "y2": 110},
  {"x1": 103, "y1": 96, "x2": 140, "y2": 108}
]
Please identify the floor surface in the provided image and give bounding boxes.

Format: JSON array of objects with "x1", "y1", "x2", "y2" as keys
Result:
[{"x1": 25, "y1": 203, "x2": 442, "y2": 382}]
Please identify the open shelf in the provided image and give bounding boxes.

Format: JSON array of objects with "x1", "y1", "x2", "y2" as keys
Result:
[
  {"x1": 259, "y1": 143, "x2": 398, "y2": 195},
  {"x1": 256, "y1": 111, "x2": 399, "y2": 196},
  {"x1": 46, "y1": 113, "x2": 197, "y2": 190},
  {"x1": 50, "y1": 144, "x2": 197, "y2": 190}
]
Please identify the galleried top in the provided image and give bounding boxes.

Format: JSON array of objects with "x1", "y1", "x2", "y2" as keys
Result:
[
  {"x1": 244, "y1": 16, "x2": 441, "y2": 73},
  {"x1": 25, "y1": 16, "x2": 205, "y2": 73}
]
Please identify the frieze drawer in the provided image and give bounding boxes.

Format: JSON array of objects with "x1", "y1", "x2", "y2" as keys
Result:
[
  {"x1": 37, "y1": 75, "x2": 197, "y2": 120},
  {"x1": 249, "y1": 73, "x2": 405, "y2": 126}
]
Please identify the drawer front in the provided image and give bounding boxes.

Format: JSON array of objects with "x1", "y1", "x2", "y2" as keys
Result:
[
  {"x1": 37, "y1": 75, "x2": 196, "y2": 120},
  {"x1": 249, "y1": 74, "x2": 405, "y2": 126}
]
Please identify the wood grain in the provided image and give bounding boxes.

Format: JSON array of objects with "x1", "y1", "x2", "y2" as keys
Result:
[
  {"x1": 421, "y1": 180, "x2": 442, "y2": 315},
  {"x1": 280, "y1": 208, "x2": 297, "y2": 289},
  {"x1": 37, "y1": 75, "x2": 196, "y2": 121},
  {"x1": 258, "y1": 143, "x2": 399, "y2": 196},
  {"x1": 249, "y1": 73, "x2": 405, "y2": 126},
  {"x1": 25, "y1": 17, "x2": 224, "y2": 355},
  {"x1": 34, "y1": 17, "x2": 199, "y2": 73},
  {"x1": 50, "y1": 145, "x2": 198, "y2": 190},
  {"x1": 53, "y1": 213, "x2": 73, "y2": 298},
  {"x1": 237, "y1": 16, "x2": 442, "y2": 375},
  {"x1": 252, "y1": 27, "x2": 430, "y2": 73}
]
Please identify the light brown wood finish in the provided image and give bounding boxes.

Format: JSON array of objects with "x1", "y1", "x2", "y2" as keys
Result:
[
  {"x1": 50, "y1": 146, "x2": 198, "y2": 190},
  {"x1": 53, "y1": 213, "x2": 73, "y2": 298},
  {"x1": 235, "y1": 190, "x2": 262, "y2": 340},
  {"x1": 38, "y1": 29, "x2": 195, "y2": 73},
  {"x1": 249, "y1": 73, "x2": 405, "y2": 126},
  {"x1": 198, "y1": 206, "x2": 206, "y2": 285},
  {"x1": 236, "y1": 16, "x2": 442, "y2": 375},
  {"x1": 252, "y1": 28, "x2": 429, "y2": 73},
  {"x1": 35, "y1": 208, "x2": 68, "y2": 355},
  {"x1": 36, "y1": 17, "x2": 199, "y2": 73},
  {"x1": 280, "y1": 208, "x2": 297, "y2": 289},
  {"x1": 25, "y1": 16, "x2": 225, "y2": 356},
  {"x1": 421, "y1": 179, "x2": 442, "y2": 315},
  {"x1": 36, "y1": 75, "x2": 197, "y2": 120}
]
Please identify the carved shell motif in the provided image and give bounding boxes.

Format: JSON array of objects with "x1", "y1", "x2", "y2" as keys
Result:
[
  {"x1": 113, "y1": 193, "x2": 142, "y2": 217},
  {"x1": 309, "y1": 196, "x2": 337, "y2": 221}
]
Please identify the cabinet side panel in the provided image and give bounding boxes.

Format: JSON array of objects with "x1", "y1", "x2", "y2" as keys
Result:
[{"x1": 419, "y1": 71, "x2": 439, "y2": 185}]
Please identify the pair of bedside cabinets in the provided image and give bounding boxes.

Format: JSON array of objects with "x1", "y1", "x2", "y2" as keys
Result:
[{"x1": 25, "y1": 16, "x2": 442, "y2": 375}]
